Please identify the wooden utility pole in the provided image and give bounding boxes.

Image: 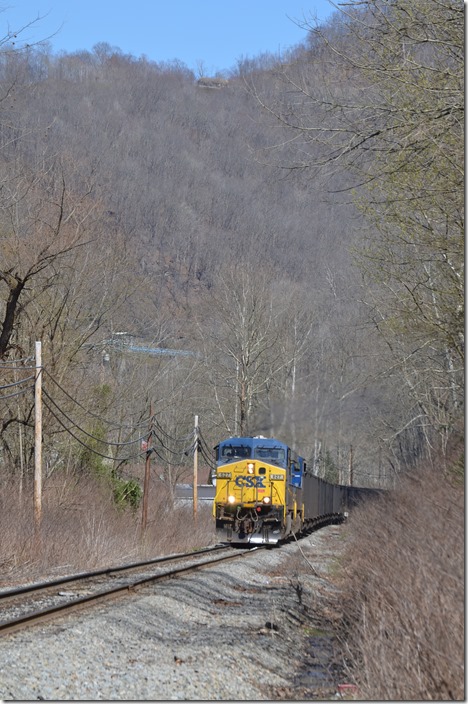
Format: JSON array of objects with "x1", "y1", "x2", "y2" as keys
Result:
[
  {"x1": 193, "y1": 415, "x2": 199, "y2": 520},
  {"x1": 34, "y1": 341, "x2": 42, "y2": 532},
  {"x1": 348, "y1": 444, "x2": 354, "y2": 486},
  {"x1": 141, "y1": 402, "x2": 153, "y2": 534}
]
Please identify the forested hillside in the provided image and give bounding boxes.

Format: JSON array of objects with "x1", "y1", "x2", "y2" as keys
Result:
[{"x1": 0, "y1": 0, "x2": 463, "y2": 496}]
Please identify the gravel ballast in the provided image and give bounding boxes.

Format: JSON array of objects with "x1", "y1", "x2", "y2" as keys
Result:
[{"x1": 0, "y1": 525, "x2": 347, "y2": 701}]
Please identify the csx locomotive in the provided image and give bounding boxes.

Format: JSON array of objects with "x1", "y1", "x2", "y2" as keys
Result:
[{"x1": 212, "y1": 435, "x2": 378, "y2": 545}]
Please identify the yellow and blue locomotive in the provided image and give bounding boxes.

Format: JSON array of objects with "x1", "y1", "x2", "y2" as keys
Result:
[{"x1": 212, "y1": 435, "x2": 346, "y2": 545}]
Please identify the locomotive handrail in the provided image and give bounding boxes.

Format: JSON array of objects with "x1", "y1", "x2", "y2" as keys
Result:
[{"x1": 271, "y1": 481, "x2": 283, "y2": 506}]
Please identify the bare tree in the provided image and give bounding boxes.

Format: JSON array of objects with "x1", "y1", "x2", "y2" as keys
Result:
[
  {"x1": 247, "y1": 0, "x2": 464, "y2": 461},
  {"x1": 196, "y1": 264, "x2": 293, "y2": 436}
]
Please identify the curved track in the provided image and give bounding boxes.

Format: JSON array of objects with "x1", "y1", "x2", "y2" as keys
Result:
[{"x1": 0, "y1": 545, "x2": 263, "y2": 637}]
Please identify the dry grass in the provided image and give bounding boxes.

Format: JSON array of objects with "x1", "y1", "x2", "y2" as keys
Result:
[
  {"x1": 1, "y1": 461, "x2": 463, "y2": 702},
  {"x1": 337, "y1": 467, "x2": 464, "y2": 700},
  {"x1": 0, "y1": 471, "x2": 215, "y2": 585}
]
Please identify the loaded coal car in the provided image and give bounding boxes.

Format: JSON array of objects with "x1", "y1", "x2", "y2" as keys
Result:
[
  {"x1": 212, "y1": 435, "x2": 350, "y2": 545},
  {"x1": 343, "y1": 484, "x2": 384, "y2": 510}
]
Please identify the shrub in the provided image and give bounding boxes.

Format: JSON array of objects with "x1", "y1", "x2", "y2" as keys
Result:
[
  {"x1": 339, "y1": 465, "x2": 464, "y2": 700},
  {"x1": 0, "y1": 470, "x2": 215, "y2": 583}
]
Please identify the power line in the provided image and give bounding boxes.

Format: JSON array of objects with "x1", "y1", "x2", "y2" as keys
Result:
[
  {"x1": 43, "y1": 389, "x2": 149, "y2": 447},
  {"x1": 0, "y1": 356, "x2": 34, "y2": 367},
  {"x1": 1, "y1": 350, "x2": 212, "y2": 472},
  {"x1": 43, "y1": 367, "x2": 152, "y2": 430},
  {"x1": 197, "y1": 430, "x2": 216, "y2": 469},
  {"x1": 198, "y1": 444, "x2": 216, "y2": 470},
  {"x1": 43, "y1": 397, "x2": 145, "y2": 463},
  {"x1": 152, "y1": 416, "x2": 194, "y2": 444},
  {"x1": 0, "y1": 374, "x2": 35, "y2": 390},
  {"x1": 0, "y1": 383, "x2": 35, "y2": 400},
  {"x1": 151, "y1": 427, "x2": 188, "y2": 457},
  {"x1": 150, "y1": 445, "x2": 189, "y2": 467}
]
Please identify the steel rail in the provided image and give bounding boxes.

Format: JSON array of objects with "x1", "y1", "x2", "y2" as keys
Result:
[
  {"x1": 0, "y1": 547, "x2": 262, "y2": 638},
  {"x1": 0, "y1": 544, "x2": 227, "y2": 600}
]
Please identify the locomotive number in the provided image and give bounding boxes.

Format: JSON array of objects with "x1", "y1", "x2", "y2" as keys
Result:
[{"x1": 234, "y1": 475, "x2": 266, "y2": 488}]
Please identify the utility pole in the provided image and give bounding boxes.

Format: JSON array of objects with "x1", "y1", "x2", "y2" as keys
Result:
[
  {"x1": 141, "y1": 402, "x2": 153, "y2": 534},
  {"x1": 34, "y1": 341, "x2": 42, "y2": 532},
  {"x1": 193, "y1": 415, "x2": 199, "y2": 520}
]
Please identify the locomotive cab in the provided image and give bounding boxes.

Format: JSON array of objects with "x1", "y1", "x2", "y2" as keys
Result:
[
  {"x1": 290, "y1": 455, "x2": 305, "y2": 488},
  {"x1": 213, "y1": 436, "x2": 290, "y2": 544}
]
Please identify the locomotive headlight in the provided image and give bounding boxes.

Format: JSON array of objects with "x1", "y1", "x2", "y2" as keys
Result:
[
  {"x1": 247, "y1": 463, "x2": 255, "y2": 474},
  {"x1": 262, "y1": 496, "x2": 271, "y2": 504},
  {"x1": 227, "y1": 495, "x2": 236, "y2": 504}
]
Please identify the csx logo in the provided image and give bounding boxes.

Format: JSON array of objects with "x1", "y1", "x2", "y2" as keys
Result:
[{"x1": 234, "y1": 475, "x2": 265, "y2": 488}]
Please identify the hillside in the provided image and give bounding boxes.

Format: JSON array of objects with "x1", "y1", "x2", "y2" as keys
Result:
[{"x1": 0, "y1": 0, "x2": 463, "y2": 491}]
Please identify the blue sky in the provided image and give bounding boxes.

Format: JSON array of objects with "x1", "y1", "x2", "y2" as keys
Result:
[{"x1": 2, "y1": 1, "x2": 335, "y2": 74}]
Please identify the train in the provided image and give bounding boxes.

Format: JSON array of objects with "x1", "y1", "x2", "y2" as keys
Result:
[{"x1": 212, "y1": 435, "x2": 381, "y2": 545}]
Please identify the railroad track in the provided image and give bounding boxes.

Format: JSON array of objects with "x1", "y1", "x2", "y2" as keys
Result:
[{"x1": 0, "y1": 544, "x2": 263, "y2": 638}]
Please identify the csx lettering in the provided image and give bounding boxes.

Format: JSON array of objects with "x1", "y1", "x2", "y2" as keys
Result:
[{"x1": 234, "y1": 475, "x2": 265, "y2": 488}]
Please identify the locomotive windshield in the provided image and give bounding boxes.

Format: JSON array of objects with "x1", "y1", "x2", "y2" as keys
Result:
[
  {"x1": 253, "y1": 446, "x2": 286, "y2": 467},
  {"x1": 220, "y1": 444, "x2": 252, "y2": 462}
]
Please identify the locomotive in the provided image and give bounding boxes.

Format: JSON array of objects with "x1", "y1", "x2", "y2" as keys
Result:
[{"x1": 212, "y1": 435, "x2": 378, "y2": 545}]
